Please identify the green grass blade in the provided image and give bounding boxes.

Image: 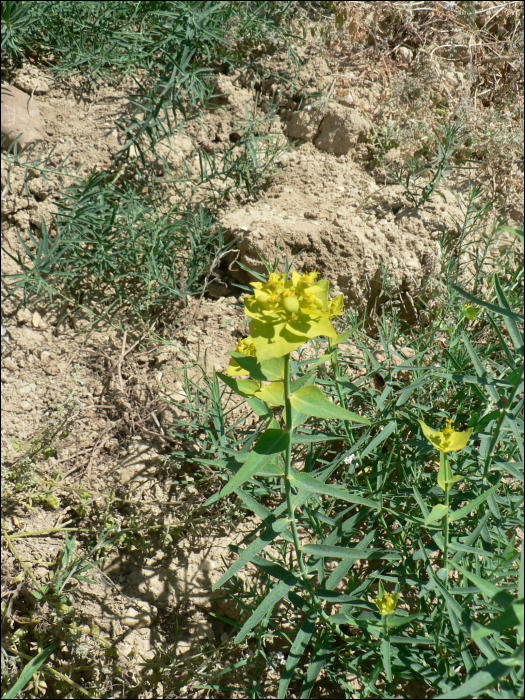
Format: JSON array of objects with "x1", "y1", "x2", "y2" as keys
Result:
[
  {"x1": 435, "y1": 657, "x2": 519, "y2": 699},
  {"x1": 3, "y1": 642, "x2": 59, "y2": 699},
  {"x1": 291, "y1": 471, "x2": 379, "y2": 509},
  {"x1": 278, "y1": 611, "x2": 317, "y2": 698},
  {"x1": 453, "y1": 284, "x2": 524, "y2": 324}
]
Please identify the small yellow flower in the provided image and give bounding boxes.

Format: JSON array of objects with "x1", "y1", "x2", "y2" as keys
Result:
[
  {"x1": 226, "y1": 337, "x2": 257, "y2": 377},
  {"x1": 418, "y1": 419, "x2": 473, "y2": 454},
  {"x1": 464, "y1": 304, "x2": 481, "y2": 321},
  {"x1": 373, "y1": 592, "x2": 399, "y2": 616}
]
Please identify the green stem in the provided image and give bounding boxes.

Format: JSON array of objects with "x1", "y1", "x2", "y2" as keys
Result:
[
  {"x1": 443, "y1": 454, "x2": 450, "y2": 587},
  {"x1": 283, "y1": 353, "x2": 351, "y2": 644}
]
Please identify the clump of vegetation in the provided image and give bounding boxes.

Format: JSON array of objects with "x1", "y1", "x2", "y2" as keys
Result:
[
  {"x1": 171, "y1": 230, "x2": 523, "y2": 697},
  {"x1": 2, "y1": 0, "x2": 298, "y2": 328}
]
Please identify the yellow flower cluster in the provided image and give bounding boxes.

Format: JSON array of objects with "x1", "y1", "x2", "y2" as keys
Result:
[
  {"x1": 243, "y1": 271, "x2": 342, "y2": 362},
  {"x1": 373, "y1": 592, "x2": 399, "y2": 617}
]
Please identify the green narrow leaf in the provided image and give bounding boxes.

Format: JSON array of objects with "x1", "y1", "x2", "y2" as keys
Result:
[
  {"x1": 290, "y1": 369, "x2": 316, "y2": 393},
  {"x1": 498, "y1": 224, "x2": 524, "y2": 244},
  {"x1": 333, "y1": 322, "x2": 361, "y2": 346},
  {"x1": 289, "y1": 385, "x2": 370, "y2": 424},
  {"x1": 217, "y1": 372, "x2": 259, "y2": 398},
  {"x1": 218, "y1": 429, "x2": 289, "y2": 499},
  {"x1": 462, "y1": 333, "x2": 503, "y2": 406},
  {"x1": 297, "y1": 353, "x2": 331, "y2": 371},
  {"x1": 493, "y1": 274, "x2": 524, "y2": 354},
  {"x1": 290, "y1": 471, "x2": 378, "y2": 509},
  {"x1": 278, "y1": 611, "x2": 317, "y2": 698},
  {"x1": 396, "y1": 374, "x2": 432, "y2": 406},
  {"x1": 424, "y1": 504, "x2": 449, "y2": 526},
  {"x1": 235, "y1": 576, "x2": 298, "y2": 644},
  {"x1": 3, "y1": 642, "x2": 59, "y2": 699},
  {"x1": 299, "y1": 633, "x2": 331, "y2": 699},
  {"x1": 301, "y1": 544, "x2": 399, "y2": 561},
  {"x1": 449, "y1": 484, "x2": 499, "y2": 523},
  {"x1": 381, "y1": 637, "x2": 392, "y2": 682},
  {"x1": 212, "y1": 518, "x2": 291, "y2": 592},
  {"x1": 453, "y1": 284, "x2": 524, "y2": 324},
  {"x1": 360, "y1": 421, "x2": 397, "y2": 459},
  {"x1": 453, "y1": 562, "x2": 514, "y2": 606},
  {"x1": 472, "y1": 600, "x2": 524, "y2": 639},
  {"x1": 292, "y1": 433, "x2": 345, "y2": 444},
  {"x1": 435, "y1": 657, "x2": 519, "y2": 699}
]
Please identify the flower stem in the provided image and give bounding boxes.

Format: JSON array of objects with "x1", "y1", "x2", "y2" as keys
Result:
[
  {"x1": 283, "y1": 353, "x2": 351, "y2": 643},
  {"x1": 443, "y1": 453, "x2": 450, "y2": 587}
]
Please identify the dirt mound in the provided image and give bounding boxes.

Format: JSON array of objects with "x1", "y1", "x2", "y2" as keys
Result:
[{"x1": 220, "y1": 140, "x2": 456, "y2": 320}]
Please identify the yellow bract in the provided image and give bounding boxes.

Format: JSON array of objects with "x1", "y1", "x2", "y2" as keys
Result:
[
  {"x1": 329, "y1": 294, "x2": 344, "y2": 319},
  {"x1": 373, "y1": 592, "x2": 399, "y2": 616},
  {"x1": 226, "y1": 337, "x2": 257, "y2": 377},
  {"x1": 464, "y1": 304, "x2": 481, "y2": 321},
  {"x1": 418, "y1": 418, "x2": 473, "y2": 454},
  {"x1": 244, "y1": 271, "x2": 338, "y2": 361}
]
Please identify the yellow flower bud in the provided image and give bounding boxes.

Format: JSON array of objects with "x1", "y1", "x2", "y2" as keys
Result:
[
  {"x1": 282, "y1": 296, "x2": 300, "y2": 314},
  {"x1": 373, "y1": 592, "x2": 399, "y2": 616}
]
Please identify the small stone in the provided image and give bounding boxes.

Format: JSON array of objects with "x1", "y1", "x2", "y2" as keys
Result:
[
  {"x1": 121, "y1": 602, "x2": 157, "y2": 629},
  {"x1": 34, "y1": 567, "x2": 48, "y2": 581},
  {"x1": 20, "y1": 400, "x2": 32, "y2": 411},
  {"x1": 199, "y1": 559, "x2": 217, "y2": 572},
  {"x1": 398, "y1": 46, "x2": 413, "y2": 63},
  {"x1": 32, "y1": 311, "x2": 44, "y2": 328},
  {"x1": 3, "y1": 357, "x2": 17, "y2": 371},
  {"x1": 40, "y1": 351, "x2": 50, "y2": 364},
  {"x1": 19, "y1": 382, "x2": 37, "y2": 395},
  {"x1": 1, "y1": 371, "x2": 8, "y2": 382},
  {"x1": 17, "y1": 308, "x2": 32, "y2": 325}
]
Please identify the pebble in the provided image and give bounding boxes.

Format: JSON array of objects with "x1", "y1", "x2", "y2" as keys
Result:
[
  {"x1": 121, "y1": 602, "x2": 157, "y2": 629},
  {"x1": 198, "y1": 559, "x2": 217, "y2": 572},
  {"x1": 20, "y1": 400, "x2": 33, "y2": 411},
  {"x1": 40, "y1": 351, "x2": 50, "y2": 364},
  {"x1": 16, "y1": 308, "x2": 32, "y2": 325},
  {"x1": 3, "y1": 358, "x2": 17, "y2": 371},
  {"x1": 32, "y1": 311, "x2": 45, "y2": 328},
  {"x1": 19, "y1": 382, "x2": 37, "y2": 395}
]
